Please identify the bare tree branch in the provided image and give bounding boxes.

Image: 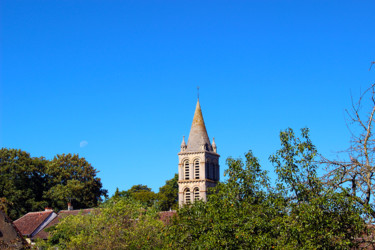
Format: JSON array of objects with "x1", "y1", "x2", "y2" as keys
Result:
[{"x1": 323, "y1": 83, "x2": 375, "y2": 221}]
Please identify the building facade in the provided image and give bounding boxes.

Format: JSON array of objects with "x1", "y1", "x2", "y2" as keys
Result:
[
  {"x1": 0, "y1": 210, "x2": 27, "y2": 249},
  {"x1": 178, "y1": 99, "x2": 220, "y2": 206}
]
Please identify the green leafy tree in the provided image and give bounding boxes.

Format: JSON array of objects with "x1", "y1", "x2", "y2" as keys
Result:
[
  {"x1": 0, "y1": 148, "x2": 48, "y2": 219},
  {"x1": 45, "y1": 179, "x2": 85, "y2": 205},
  {"x1": 128, "y1": 184, "x2": 152, "y2": 193},
  {"x1": 157, "y1": 173, "x2": 178, "y2": 211},
  {"x1": 112, "y1": 184, "x2": 158, "y2": 208},
  {"x1": 0, "y1": 197, "x2": 12, "y2": 215},
  {"x1": 270, "y1": 128, "x2": 321, "y2": 202},
  {"x1": 39, "y1": 197, "x2": 165, "y2": 249},
  {"x1": 127, "y1": 185, "x2": 158, "y2": 208},
  {"x1": 131, "y1": 190, "x2": 158, "y2": 208},
  {"x1": 113, "y1": 175, "x2": 179, "y2": 211},
  {"x1": 0, "y1": 149, "x2": 107, "y2": 219},
  {"x1": 269, "y1": 128, "x2": 365, "y2": 248},
  {"x1": 166, "y1": 129, "x2": 365, "y2": 249},
  {"x1": 44, "y1": 153, "x2": 108, "y2": 211},
  {"x1": 165, "y1": 151, "x2": 280, "y2": 249}
]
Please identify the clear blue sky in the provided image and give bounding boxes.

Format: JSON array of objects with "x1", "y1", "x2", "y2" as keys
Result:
[{"x1": 1, "y1": 1, "x2": 374, "y2": 196}]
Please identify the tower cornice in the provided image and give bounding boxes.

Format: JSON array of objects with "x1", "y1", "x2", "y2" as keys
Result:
[
  {"x1": 178, "y1": 179, "x2": 218, "y2": 184},
  {"x1": 178, "y1": 151, "x2": 220, "y2": 157}
]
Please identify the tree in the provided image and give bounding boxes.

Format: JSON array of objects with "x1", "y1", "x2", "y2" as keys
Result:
[
  {"x1": 157, "y1": 173, "x2": 178, "y2": 211},
  {"x1": 166, "y1": 129, "x2": 365, "y2": 249},
  {"x1": 113, "y1": 184, "x2": 158, "y2": 208},
  {"x1": 0, "y1": 148, "x2": 48, "y2": 219},
  {"x1": 270, "y1": 128, "x2": 321, "y2": 203},
  {"x1": 165, "y1": 151, "x2": 280, "y2": 249},
  {"x1": 128, "y1": 184, "x2": 152, "y2": 193},
  {"x1": 44, "y1": 153, "x2": 108, "y2": 211},
  {"x1": 0, "y1": 197, "x2": 12, "y2": 215},
  {"x1": 131, "y1": 190, "x2": 158, "y2": 208},
  {"x1": 270, "y1": 128, "x2": 365, "y2": 248},
  {"x1": 322, "y1": 83, "x2": 375, "y2": 221},
  {"x1": 0, "y1": 149, "x2": 107, "y2": 219},
  {"x1": 39, "y1": 197, "x2": 165, "y2": 249}
]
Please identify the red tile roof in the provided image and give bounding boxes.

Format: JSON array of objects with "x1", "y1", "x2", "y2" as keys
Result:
[
  {"x1": 58, "y1": 208, "x2": 95, "y2": 216},
  {"x1": 32, "y1": 215, "x2": 60, "y2": 239},
  {"x1": 159, "y1": 211, "x2": 177, "y2": 225},
  {"x1": 31, "y1": 209, "x2": 175, "y2": 240},
  {"x1": 14, "y1": 211, "x2": 54, "y2": 236},
  {"x1": 34, "y1": 208, "x2": 96, "y2": 239}
]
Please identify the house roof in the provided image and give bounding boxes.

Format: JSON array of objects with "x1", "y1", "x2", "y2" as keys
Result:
[
  {"x1": 159, "y1": 211, "x2": 176, "y2": 225},
  {"x1": 14, "y1": 210, "x2": 55, "y2": 237},
  {"x1": 32, "y1": 215, "x2": 59, "y2": 240},
  {"x1": 33, "y1": 208, "x2": 96, "y2": 240},
  {"x1": 186, "y1": 99, "x2": 212, "y2": 152},
  {"x1": 28, "y1": 208, "x2": 176, "y2": 240},
  {"x1": 58, "y1": 208, "x2": 95, "y2": 216}
]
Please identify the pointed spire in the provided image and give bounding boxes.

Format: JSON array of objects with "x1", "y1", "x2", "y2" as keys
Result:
[
  {"x1": 180, "y1": 136, "x2": 187, "y2": 152},
  {"x1": 186, "y1": 99, "x2": 212, "y2": 152},
  {"x1": 212, "y1": 137, "x2": 217, "y2": 153}
]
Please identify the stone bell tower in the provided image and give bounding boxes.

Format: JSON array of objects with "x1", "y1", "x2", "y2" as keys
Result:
[{"x1": 178, "y1": 99, "x2": 220, "y2": 206}]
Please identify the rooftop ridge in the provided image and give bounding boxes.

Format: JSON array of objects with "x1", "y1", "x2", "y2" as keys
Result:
[{"x1": 14, "y1": 210, "x2": 53, "y2": 222}]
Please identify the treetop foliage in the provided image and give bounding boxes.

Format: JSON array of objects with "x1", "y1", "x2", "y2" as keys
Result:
[
  {"x1": 10, "y1": 83, "x2": 375, "y2": 248},
  {"x1": 165, "y1": 129, "x2": 367, "y2": 249},
  {"x1": 39, "y1": 197, "x2": 165, "y2": 249},
  {"x1": 111, "y1": 174, "x2": 179, "y2": 211},
  {"x1": 0, "y1": 148, "x2": 107, "y2": 220},
  {"x1": 36, "y1": 128, "x2": 373, "y2": 249}
]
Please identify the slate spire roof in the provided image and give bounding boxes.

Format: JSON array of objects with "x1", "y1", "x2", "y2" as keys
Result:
[{"x1": 186, "y1": 99, "x2": 212, "y2": 152}]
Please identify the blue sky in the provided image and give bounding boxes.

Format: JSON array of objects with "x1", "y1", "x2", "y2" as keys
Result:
[{"x1": 1, "y1": 1, "x2": 374, "y2": 196}]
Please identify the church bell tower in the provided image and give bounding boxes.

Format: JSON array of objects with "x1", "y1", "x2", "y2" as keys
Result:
[{"x1": 178, "y1": 99, "x2": 220, "y2": 206}]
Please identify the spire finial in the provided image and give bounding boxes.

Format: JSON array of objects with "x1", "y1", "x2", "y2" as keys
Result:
[
  {"x1": 197, "y1": 86, "x2": 200, "y2": 100},
  {"x1": 181, "y1": 136, "x2": 187, "y2": 152},
  {"x1": 212, "y1": 137, "x2": 217, "y2": 153}
]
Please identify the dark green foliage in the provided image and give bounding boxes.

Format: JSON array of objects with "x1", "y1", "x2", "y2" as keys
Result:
[
  {"x1": 0, "y1": 148, "x2": 107, "y2": 220},
  {"x1": 166, "y1": 128, "x2": 366, "y2": 249},
  {"x1": 111, "y1": 174, "x2": 178, "y2": 211},
  {"x1": 8, "y1": 128, "x2": 369, "y2": 248},
  {"x1": 112, "y1": 184, "x2": 158, "y2": 208},
  {"x1": 270, "y1": 128, "x2": 321, "y2": 202},
  {"x1": 44, "y1": 153, "x2": 107, "y2": 211},
  {"x1": 270, "y1": 128, "x2": 365, "y2": 248},
  {"x1": 165, "y1": 151, "x2": 282, "y2": 249},
  {"x1": 158, "y1": 173, "x2": 178, "y2": 211},
  {"x1": 269, "y1": 128, "x2": 365, "y2": 248},
  {"x1": 128, "y1": 184, "x2": 152, "y2": 192},
  {"x1": 38, "y1": 197, "x2": 165, "y2": 249},
  {"x1": 0, "y1": 149, "x2": 48, "y2": 219}
]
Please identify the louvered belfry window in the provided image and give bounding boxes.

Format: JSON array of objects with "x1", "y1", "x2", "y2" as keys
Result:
[
  {"x1": 194, "y1": 188, "x2": 200, "y2": 200},
  {"x1": 194, "y1": 160, "x2": 200, "y2": 179},
  {"x1": 184, "y1": 160, "x2": 190, "y2": 180},
  {"x1": 185, "y1": 188, "x2": 191, "y2": 203}
]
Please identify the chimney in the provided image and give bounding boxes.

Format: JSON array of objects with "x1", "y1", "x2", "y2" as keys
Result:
[
  {"x1": 45, "y1": 207, "x2": 53, "y2": 212},
  {"x1": 67, "y1": 202, "x2": 73, "y2": 211}
]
